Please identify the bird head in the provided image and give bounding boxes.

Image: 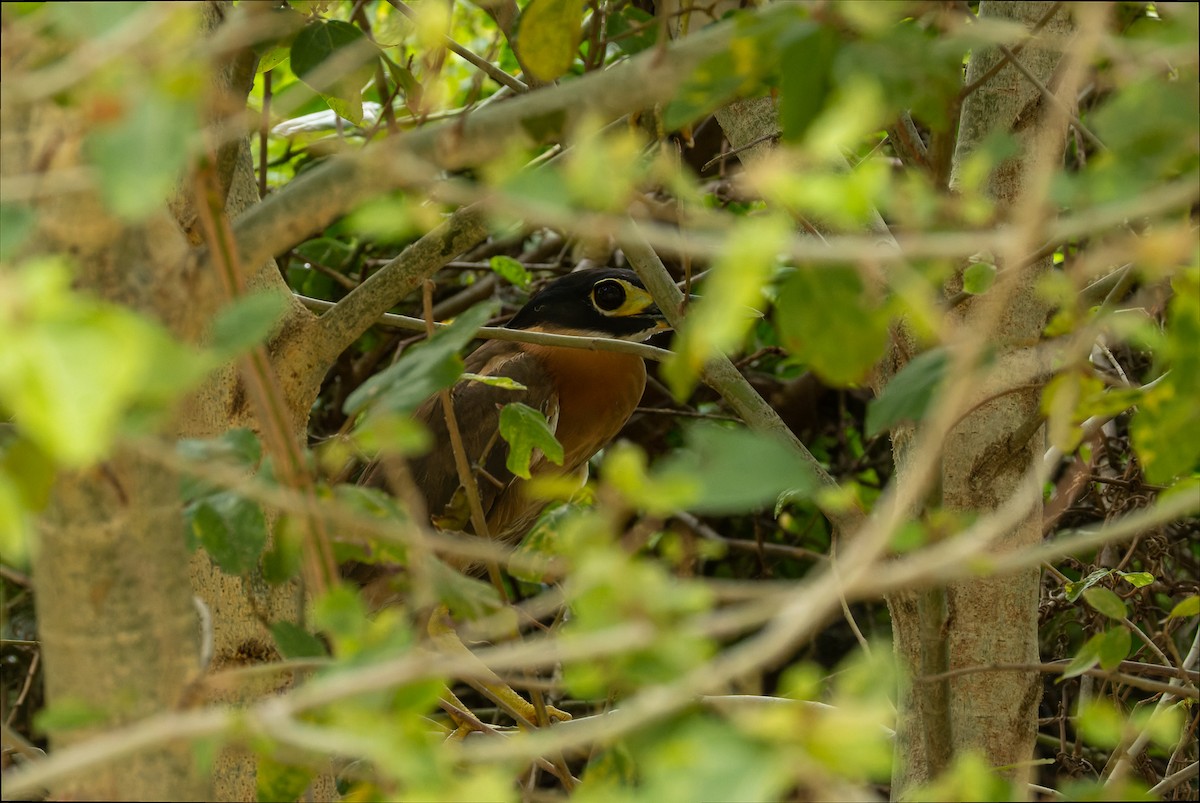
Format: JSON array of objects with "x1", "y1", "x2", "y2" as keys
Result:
[{"x1": 506, "y1": 268, "x2": 669, "y2": 341}]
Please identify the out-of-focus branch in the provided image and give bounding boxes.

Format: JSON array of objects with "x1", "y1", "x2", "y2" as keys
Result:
[{"x1": 215, "y1": 2, "x2": 797, "y2": 283}]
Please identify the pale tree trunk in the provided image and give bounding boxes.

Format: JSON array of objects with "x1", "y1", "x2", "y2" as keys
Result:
[
  {"x1": 888, "y1": 2, "x2": 1084, "y2": 796},
  {"x1": 7, "y1": 87, "x2": 214, "y2": 803},
  {"x1": 3, "y1": 3, "x2": 325, "y2": 798},
  {"x1": 704, "y1": 2, "x2": 1083, "y2": 795}
]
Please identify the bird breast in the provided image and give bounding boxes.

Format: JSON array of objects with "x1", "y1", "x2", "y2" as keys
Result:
[{"x1": 523, "y1": 343, "x2": 648, "y2": 472}]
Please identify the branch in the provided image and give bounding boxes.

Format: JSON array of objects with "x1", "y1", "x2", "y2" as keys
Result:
[
  {"x1": 311, "y1": 205, "x2": 490, "y2": 365},
  {"x1": 216, "y1": 3, "x2": 796, "y2": 281},
  {"x1": 298, "y1": 293, "x2": 673, "y2": 362},
  {"x1": 619, "y1": 228, "x2": 868, "y2": 536},
  {"x1": 385, "y1": 0, "x2": 528, "y2": 93}
]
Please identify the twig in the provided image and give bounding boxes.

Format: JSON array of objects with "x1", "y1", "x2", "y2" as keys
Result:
[
  {"x1": 619, "y1": 228, "x2": 867, "y2": 537},
  {"x1": 1147, "y1": 761, "x2": 1199, "y2": 797},
  {"x1": 385, "y1": 0, "x2": 527, "y2": 93},
  {"x1": 193, "y1": 163, "x2": 338, "y2": 595},
  {"x1": 423, "y1": 280, "x2": 510, "y2": 599},
  {"x1": 299, "y1": 293, "x2": 673, "y2": 362},
  {"x1": 916, "y1": 661, "x2": 1197, "y2": 699},
  {"x1": 995, "y1": 42, "x2": 1107, "y2": 152},
  {"x1": 958, "y1": 2, "x2": 1065, "y2": 100}
]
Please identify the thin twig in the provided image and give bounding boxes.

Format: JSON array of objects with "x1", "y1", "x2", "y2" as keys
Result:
[
  {"x1": 299, "y1": 293, "x2": 673, "y2": 362},
  {"x1": 916, "y1": 661, "x2": 1198, "y2": 700},
  {"x1": 193, "y1": 161, "x2": 338, "y2": 594},
  {"x1": 386, "y1": 0, "x2": 527, "y2": 93},
  {"x1": 996, "y1": 42, "x2": 1107, "y2": 152},
  {"x1": 958, "y1": 2, "x2": 1065, "y2": 100}
]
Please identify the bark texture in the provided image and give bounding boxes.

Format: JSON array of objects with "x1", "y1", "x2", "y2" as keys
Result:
[
  {"x1": 888, "y1": 2, "x2": 1077, "y2": 795},
  {"x1": 4, "y1": 39, "x2": 210, "y2": 803}
]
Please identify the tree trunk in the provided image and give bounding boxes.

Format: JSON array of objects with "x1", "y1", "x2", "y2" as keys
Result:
[
  {"x1": 888, "y1": 2, "x2": 1079, "y2": 795},
  {"x1": 6, "y1": 86, "x2": 212, "y2": 803},
  {"x1": 5, "y1": 3, "x2": 326, "y2": 798}
]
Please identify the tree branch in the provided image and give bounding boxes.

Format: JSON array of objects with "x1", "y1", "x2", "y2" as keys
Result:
[
  {"x1": 311, "y1": 205, "x2": 490, "y2": 365},
  {"x1": 214, "y1": 2, "x2": 797, "y2": 282},
  {"x1": 619, "y1": 228, "x2": 867, "y2": 536}
]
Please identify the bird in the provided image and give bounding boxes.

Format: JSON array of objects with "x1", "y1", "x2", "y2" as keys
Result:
[
  {"x1": 354, "y1": 268, "x2": 667, "y2": 730},
  {"x1": 396, "y1": 267, "x2": 668, "y2": 546}
]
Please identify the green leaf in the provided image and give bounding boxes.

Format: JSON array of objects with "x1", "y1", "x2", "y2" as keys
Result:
[
  {"x1": 291, "y1": 19, "x2": 370, "y2": 83},
  {"x1": 295, "y1": 237, "x2": 354, "y2": 271},
  {"x1": 1041, "y1": 371, "x2": 1107, "y2": 454},
  {"x1": 606, "y1": 7, "x2": 657, "y2": 56},
  {"x1": 343, "y1": 301, "x2": 497, "y2": 417},
  {"x1": 835, "y1": 21, "x2": 963, "y2": 132},
  {"x1": 663, "y1": 216, "x2": 784, "y2": 400},
  {"x1": 655, "y1": 424, "x2": 817, "y2": 515},
  {"x1": 426, "y1": 555, "x2": 509, "y2": 623},
  {"x1": 509, "y1": 502, "x2": 579, "y2": 583},
  {"x1": 33, "y1": 698, "x2": 109, "y2": 736},
  {"x1": 1083, "y1": 587, "x2": 1128, "y2": 620},
  {"x1": 603, "y1": 441, "x2": 699, "y2": 515},
  {"x1": 460, "y1": 373, "x2": 527, "y2": 391},
  {"x1": 178, "y1": 428, "x2": 262, "y2": 502},
  {"x1": 0, "y1": 261, "x2": 209, "y2": 466},
  {"x1": 178, "y1": 427, "x2": 262, "y2": 468},
  {"x1": 663, "y1": 50, "x2": 749, "y2": 131},
  {"x1": 322, "y1": 93, "x2": 364, "y2": 127},
  {"x1": 0, "y1": 435, "x2": 55, "y2": 517},
  {"x1": 1096, "y1": 626, "x2": 1131, "y2": 670},
  {"x1": 618, "y1": 715, "x2": 791, "y2": 803},
  {"x1": 256, "y1": 756, "x2": 314, "y2": 803},
  {"x1": 191, "y1": 494, "x2": 268, "y2": 576},
  {"x1": 262, "y1": 517, "x2": 304, "y2": 585},
  {"x1": 778, "y1": 24, "x2": 838, "y2": 142},
  {"x1": 311, "y1": 585, "x2": 367, "y2": 644},
  {"x1": 1064, "y1": 568, "x2": 1111, "y2": 603},
  {"x1": 383, "y1": 56, "x2": 422, "y2": 104},
  {"x1": 499, "y1": 402, "x2": 564, "y2": 480},
  {"x1": 775, "y1": 265, "x2": 889, "y2": 387},
  {"x1": 209, "y1": 291, "x2": 288, "y2": 356},
  {"x1": 0, "y1": 203, "x2": 35, "y2": 262},
  {"x1": 1168, "y1": 595, "x2": 1199, "y2": 619},
  {"x1": 290, "y1": 19, "x2": 377, "y2": 122},
  {"x1": 517, "y1": 0, "x2": 583, "y2": 82},
  {"x1": 269, "y1": 621, "x2": 328, "y2": 660},
  {"x1": 85, "y1": 90, "x2": 199, "y2": 220},
  {"x1": 489, "y1": 255, "x2": 532, "y2": 289},
  {"x1": 256, "y1": 45, "x2": 290, "y2": 74},
  {"x1": 1116, "y1": 571, "x2": 1154, "y2": 589},
  {"x1": 962, "y1": 261, "x2": 997, "y2": 295},
  {"x1": 865, "y1": 348, "x2": 948, "y2": 437},
  {"x1": 1130, "y1": 268, "x2": 1200, "y2": 483},
  {"x1": 1061, "y1": 631, "x2": 1103, "y2": 679},
  {"x1": 1076, "y1": 699, "x2": 1124, "y2": 748}
]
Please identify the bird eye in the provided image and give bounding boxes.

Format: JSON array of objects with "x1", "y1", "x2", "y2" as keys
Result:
[{"x1": 592, "y1": 279, "x2": 626, "y2": 312}]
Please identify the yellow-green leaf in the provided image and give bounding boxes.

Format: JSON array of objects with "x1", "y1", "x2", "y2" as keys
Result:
[
  {"x1": 1168, "y1": 595, "x2": 1199, "y2": 619},
  {"x1": 517, "y1": 0, "x2": 583, "y2": 82},
  {"x1": 1096, "y1": 626, "x2": 1131, "y2": 670},
  {"x1": 1083, "y1": 586, "x2": 1128, "y2": 620},
  {"x1": 1116, "y1": 570, "x2": 1154, "y2": 588},
  {"x1": 1061, "y1": 631, "x2": 1103, "y2": 679},
  {"x1": 775, "y1": 264, "x2": 890, "y2": 387},
  {"x1": 499, "y1": 402, "x2": 564, "y2": 479},
  {"x1": 662, "y1": 216, "x2": 783, "y2": 400},
  {"x1": 489, "y1": 255, "x2": 532, "y2": 289}
]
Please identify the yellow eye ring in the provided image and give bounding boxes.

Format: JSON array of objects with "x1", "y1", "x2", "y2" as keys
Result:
[{"x1": 591, "y1": 279, "x2": 627, "y2": 312}]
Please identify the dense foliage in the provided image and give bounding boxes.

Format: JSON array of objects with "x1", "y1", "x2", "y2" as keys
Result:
[{"x1": 1, "y1": 1, "x2": 1197, "y2": 801}]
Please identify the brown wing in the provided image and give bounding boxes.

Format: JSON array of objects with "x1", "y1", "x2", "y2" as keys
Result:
[{"x1": 405, "y1": 339, "x2": 560, "y2": 540}]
